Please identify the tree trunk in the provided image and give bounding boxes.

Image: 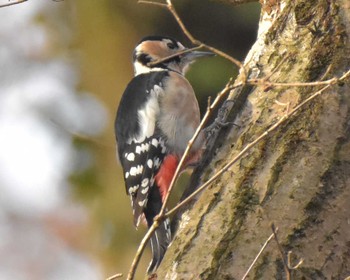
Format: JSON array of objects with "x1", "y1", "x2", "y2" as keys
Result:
[{"x1": 156, "y1": 0, "x2": 350, "y2": 279}]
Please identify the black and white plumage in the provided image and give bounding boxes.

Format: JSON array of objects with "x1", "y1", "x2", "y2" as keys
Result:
[{"x1": 115, "y1": 35, "x2": 212, "y2": 273}]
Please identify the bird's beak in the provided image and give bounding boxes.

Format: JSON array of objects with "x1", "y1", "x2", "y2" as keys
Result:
[{"x1": 182, "y1": 50, "x2": 215, "y2": 61}]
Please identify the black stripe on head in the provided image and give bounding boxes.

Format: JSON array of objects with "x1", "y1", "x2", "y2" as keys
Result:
[{"x1": 135, "y1": 53, "x2": 151, "y2": 65}]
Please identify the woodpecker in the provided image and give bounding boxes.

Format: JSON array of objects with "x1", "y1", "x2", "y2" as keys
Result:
[{"x1": 115, "y1": 35, "x2": 212, "y2": 273}]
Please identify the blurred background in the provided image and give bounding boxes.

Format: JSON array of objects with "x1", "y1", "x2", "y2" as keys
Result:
[{"x1": 0, "y1": 0, "x2": 259, "y2": 279}]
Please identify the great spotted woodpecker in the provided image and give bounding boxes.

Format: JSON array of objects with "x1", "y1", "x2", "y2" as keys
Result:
[{"x1": 115, "y1": 35, "x2": 212, "y2": 273}]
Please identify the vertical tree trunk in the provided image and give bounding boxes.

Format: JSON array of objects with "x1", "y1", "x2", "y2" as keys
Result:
[{"x1": 156, "y1": 0, "x2": 350, "y2": 279}]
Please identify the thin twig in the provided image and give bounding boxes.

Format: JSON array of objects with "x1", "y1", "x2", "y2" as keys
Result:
[
  {"x1": 241, "y1": 230, "x2": 276, "y2": 280},
  {"x1": 0, "y1": 0, "x2": 28, "y2": 8},
  {"x1": 201, "y1": 44, "x2": 246, "y2": 78},
  {"x1": 139, "y1": 0, "x2": 350, "y2": 90},
  {"x1": 165, "y1": 0, "x2": 199, "y2": 44},
  {"x1": 166, "y1": 0, "x2": 246, "y2": 79},
  {"x1": 138, "y1": 0, "x2": 167, "y2": 8},
  {"x1": 126, "y1": 222, "x2": 158, "y2": 280},
  {"x1": 147, "y1": 45, "x2": 205, "y2": 67},
  {"x1": 248, "y1": 77, "x2": 340, "y2": 88},
  {"x1": 106, "y1": 273, "x2": 123, "y2": 280},
  {"x1": 139, "y1": 0, "x2": 247, "y2": 80},
  {"x1": 287, "y1": 251, "x2": 304, "y2": 270},
  {"x1": 271, "y1": 224, "x2": 290, "y2": 280},
  {"x1": 216, "y1": 0, "x2": 258, "y2": 4},
  {"x1": 319, "y1": 64, "x2": 333, "y2": 81}
]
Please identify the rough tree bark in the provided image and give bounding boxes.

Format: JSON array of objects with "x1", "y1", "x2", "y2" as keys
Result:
[{"x1": 156, "y1": 0, "x2": 350, "y2": 279}]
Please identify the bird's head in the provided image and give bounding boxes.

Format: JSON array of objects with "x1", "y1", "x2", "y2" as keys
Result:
[{"x1": 132, "y1": 35, "x2": 213, "y2": 76}]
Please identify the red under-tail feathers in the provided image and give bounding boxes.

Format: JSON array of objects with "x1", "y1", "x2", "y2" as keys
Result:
[
  {"x1": 155, "y1": 154, "x2": 178, "y2": 202},
  {"x1": 154, "y1": 150, "x2": 203, "y2": 201}
]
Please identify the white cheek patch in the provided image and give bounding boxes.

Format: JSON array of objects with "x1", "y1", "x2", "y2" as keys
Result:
[{"x1": 134, "y1": 61, "x2": 165, "y2": 76}]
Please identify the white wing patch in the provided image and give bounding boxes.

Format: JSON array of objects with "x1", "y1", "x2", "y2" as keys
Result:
[
  {"x1": 136, "y1": 85, "x2": 164, "y2": 142},
  {"x1": 133, "y1": 60, "x2": 164, "y2": 76}
]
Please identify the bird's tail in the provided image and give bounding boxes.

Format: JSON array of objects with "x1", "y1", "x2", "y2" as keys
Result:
[{"x1": 147, "y1": 217, "x2": 171, "y2": 274}]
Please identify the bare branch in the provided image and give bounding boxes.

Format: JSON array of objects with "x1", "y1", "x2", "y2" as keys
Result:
[
  {"x1": 270, "y1": 226, "x2": 304, "y2": 279},
  {"x1": 147, "y1": 45, "x2": 205, "y2": 67},
  {"x1": 165, "y1": 0, "x2": 247, "y2": 79},
  {"x1": 248, "y1": 76, "x2": 340, "y2": 88},
  {"x1": 126, "y1": 222, "x2": 159, "y2": 280},
  {"x1": 241, "y1": 230, "x2": 276, "y2": 280},
  {"x1": 0, "y1": 0, "x2": 28, "y2": 8},
  {"x1": 138, "y1": 0, "x2": 167, "y2": 8},
  {"x1": 165, "y1": 0, "x2": 199, "y2": 44},
  {"x1": 215, "y1": 0, "x2": 258, "y2": 5},
  {"x1": 0, "y1": 0, "x2": 64, "y2": 8},
  {"x1": 139, "y1": 0, "x2": 246, "y2": 79},
  {"x1": 271, "y1": 223, "x2": 290, "y2": 280},
  {"x1": 106, "y1": 273, "x2": 123, "y2": 280},
  {"x1": 287, "y1": 251, "x2": 304, "y2": 270}
]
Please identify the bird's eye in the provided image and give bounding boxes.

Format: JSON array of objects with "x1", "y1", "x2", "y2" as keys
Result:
[{"x1": 167, "y1": 42, "x2": 176, "y2": 50}]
